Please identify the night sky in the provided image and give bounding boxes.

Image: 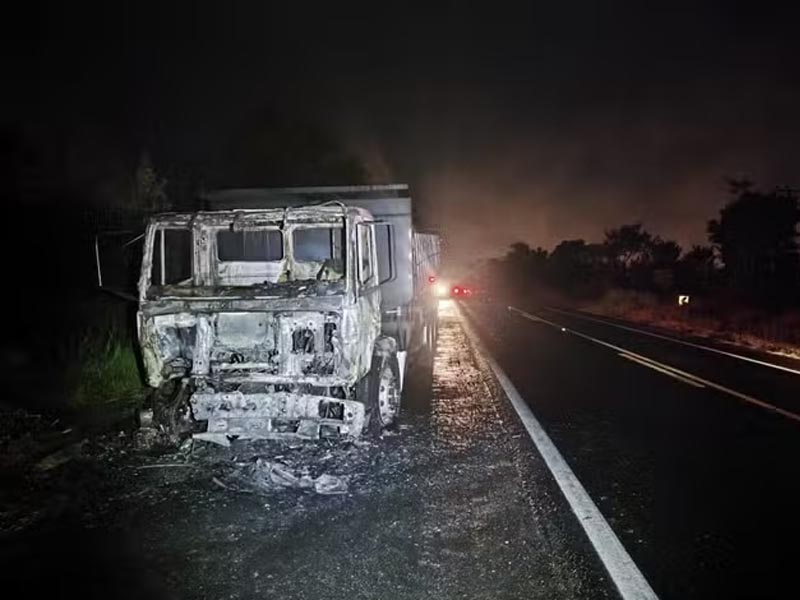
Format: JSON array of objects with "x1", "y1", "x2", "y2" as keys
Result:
[{"x1": 5, "y1": 1, "x2": 799, "y2": 270}]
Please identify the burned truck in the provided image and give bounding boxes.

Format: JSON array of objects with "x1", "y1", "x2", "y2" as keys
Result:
[{"x1": 135, "y1": 185, "x2": 440, "y2": 444}]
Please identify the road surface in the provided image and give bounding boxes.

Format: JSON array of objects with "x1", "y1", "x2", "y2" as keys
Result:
[
  {"x1": 6, "y1": 298, "x2": 796, "y2": 599},
  {"x1": 466, "y1": 300, "x2": 800, "y2": 599}
]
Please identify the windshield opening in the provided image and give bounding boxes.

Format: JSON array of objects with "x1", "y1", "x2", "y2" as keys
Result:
[
  {"x1": 217, "y1": 229, "x2": 283, "y2": 262},
  {"x1": 293, "y1": 226, "x2": 345, "y2": 282},
  {"x1": 147, "y1": 219, "x2": 349, "y2": 295}
]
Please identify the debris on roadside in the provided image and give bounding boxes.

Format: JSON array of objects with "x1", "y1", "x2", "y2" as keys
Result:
[
  {"x1": 0, "y1": 408, "x2": 410, "y2": 535},
  {"x1": 211, "y1": 476, "x2": 233, "y2": 491},
  {"x1": 133, "y1": 425, "x2": 162, "y2": 451},
  {"x1": 217, "y1": 457, "x2": 349, "y2": 495},
  {"x1": 134, "y1": 462, "x2": 195, "y2": 470},
  {"x1": 0, "y1": 409, "x2": 48, "y2": 441},
  {"x1": 35, "y1": 439, "x2": 88, "y2": 472},
  {"x1": 179, "y1": 437, "x2": 195, "y2": 454},
  {"x1": 1, "y1": 409, "x2": 73, "y2": 470},
  {"x1": 313, "y1": 472, "x2": 348, "y2": 495}
]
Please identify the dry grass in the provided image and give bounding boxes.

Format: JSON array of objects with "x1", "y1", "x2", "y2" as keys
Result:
[{"x1": 583, "y1": 289, "x2": 800, "y2": 359}]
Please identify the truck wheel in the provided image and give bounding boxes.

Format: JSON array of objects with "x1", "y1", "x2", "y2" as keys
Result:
[
  {"x1": 362, "y1": 353, "x2": 401, "y2": 436},
  {"x1": 146, "y1": 379, "x2": 193, "y2": 445}
]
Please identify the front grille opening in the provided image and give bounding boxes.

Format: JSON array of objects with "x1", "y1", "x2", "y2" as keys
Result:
[
  {"x1": 292, "y1": 328, "x2": 315, "y2": 353},
  {"x1": 324, "y1": 323, "x2": 337, "y2": 352},
  {"x1": 319, "y1": 401, "x2": 345, "y2": 420},
  {"x1": 303, "y1": 355, "x2": 335, "y2": 376},
  {"x1": 320, "y1": 424, "x2": 341, "y2": 438},
  {"x1": 273, "y1": 419, "x2": 300, "y2": 433}
]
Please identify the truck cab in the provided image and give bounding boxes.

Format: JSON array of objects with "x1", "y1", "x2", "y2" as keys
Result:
[{"x1": 135, "y1": 186, "x2": 439, "y2": 444}]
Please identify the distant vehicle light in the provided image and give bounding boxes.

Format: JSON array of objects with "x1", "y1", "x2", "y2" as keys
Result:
[
  {"x1": 452, "y1": 286, "x2": 461, "y2": 295},
  {"x1": 434, "y1": 282, "x2": 449, "y2": 297},
  {"x1": 428, "y1": 275, "x2": 436, "y2": 284}
]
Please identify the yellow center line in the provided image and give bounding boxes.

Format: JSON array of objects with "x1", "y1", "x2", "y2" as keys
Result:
[
  {"x1": 545, "y1": 306, "x2": 800, "y2": 377},
  {"x1": 509, "y1": 305, "x2": 800, "y2": 425},
  {"x1": 618, "y1": 352, "x2": 706, "y2": 388}
]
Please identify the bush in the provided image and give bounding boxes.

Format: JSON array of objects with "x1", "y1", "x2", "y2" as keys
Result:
[
  {"x1": 71, "y1": 325, "x2": 145, "y2": 407},
  {"x1": 584, "y1": 289, "x2": 662, "y2": 320}
]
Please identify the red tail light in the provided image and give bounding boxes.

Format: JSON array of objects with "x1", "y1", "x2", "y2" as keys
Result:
[{"x1": 428, "y1": 276, "x2": 436, "y2": 284}]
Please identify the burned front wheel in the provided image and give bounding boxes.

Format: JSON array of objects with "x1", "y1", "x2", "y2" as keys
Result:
[
  {"x1": 136, "y1": 379, "x2": 195, "y2": 448},
  {"x1": 360, "y1": 353, "x2": 401, "y2": 436}
]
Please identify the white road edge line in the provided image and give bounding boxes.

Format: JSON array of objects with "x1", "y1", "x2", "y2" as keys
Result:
[
  {"x1": 510, "y1": 306, "x2": 800, "y2": 425},
  {"x1": 618, "y1": 353, "x2": 706, "y2": 388},
  {"x1": 545, "y1": 307, "x2": 800, "y2": 377},
  {"x1": 457, "y1": 304, "x2": 659, "y2": 600}
]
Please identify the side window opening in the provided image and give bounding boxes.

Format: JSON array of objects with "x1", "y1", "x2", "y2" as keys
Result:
[
  {"x1": 359, "y1": 224, "x2": 374, "y2": 285},
  {"x1": 375, "y1": 223, "x2": 393, "y2": 283},
  {"x1": 151, "y1": 228, "x2": 192, "y2": 286}
]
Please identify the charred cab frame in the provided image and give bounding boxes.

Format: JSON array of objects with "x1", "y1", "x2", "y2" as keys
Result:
[{"x1": 133, "y1": 194, "x2": 438, "y2": 445}]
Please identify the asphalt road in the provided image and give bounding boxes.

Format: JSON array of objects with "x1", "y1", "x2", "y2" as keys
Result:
[
  {"x1": 0, "y1": 300, "x2": 615, "y2": 600},
  {"x1": 465, "y1": 300, "x2": 800, "y2": 599}
]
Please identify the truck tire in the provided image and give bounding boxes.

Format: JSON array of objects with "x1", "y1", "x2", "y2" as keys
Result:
[
  {"x1": 361, "y1": 352, "x2": 402, "y2": 436},
  {"x1": 152, "y1": 380, "x2": 193, "y2": 443}
]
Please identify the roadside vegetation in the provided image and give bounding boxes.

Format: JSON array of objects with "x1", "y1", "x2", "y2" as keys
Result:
[
  {"x1": 585, "y1": 290, "x2": 800, "y2": 358},
  {"x1": 479, "y1": 180, "x2": 800, "y2": 356},
  {"x1": 71, "y1": 321, "x2": 145, "y2": 408}
]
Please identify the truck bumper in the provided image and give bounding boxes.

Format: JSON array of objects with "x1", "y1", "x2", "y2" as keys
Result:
[{"x1": 190, "y1": 390, "x2": 365, "y2": 445}]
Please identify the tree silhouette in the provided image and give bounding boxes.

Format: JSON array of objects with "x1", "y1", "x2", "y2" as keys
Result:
[
  {"x1": 505, "y1": 242, "x2": 547, "y2": 274},
  {"x1": 490, "y1": 242, "x2": 549, "y2": 297},
  {"x1": 481, "y1": 179, "x2": 797, "y2": 306},
  {"x1": 708, "y1": 180, "x2": 800, "y2": 305},
  {"x1": 547, "y1": 239, "x2": 608, "y2": 295},
  {"x1": 677, "y1": 245, "x2": 717, "y2": 291},
  {"x1": 132, "y1": 151, "x2": 168, "y2": 212},
  {"x1": 649, "y1": 236, "x2": 682, "y2": 267},
  {"x1": 604, "y1": 223, "x2": 648, "y2": 287}
]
